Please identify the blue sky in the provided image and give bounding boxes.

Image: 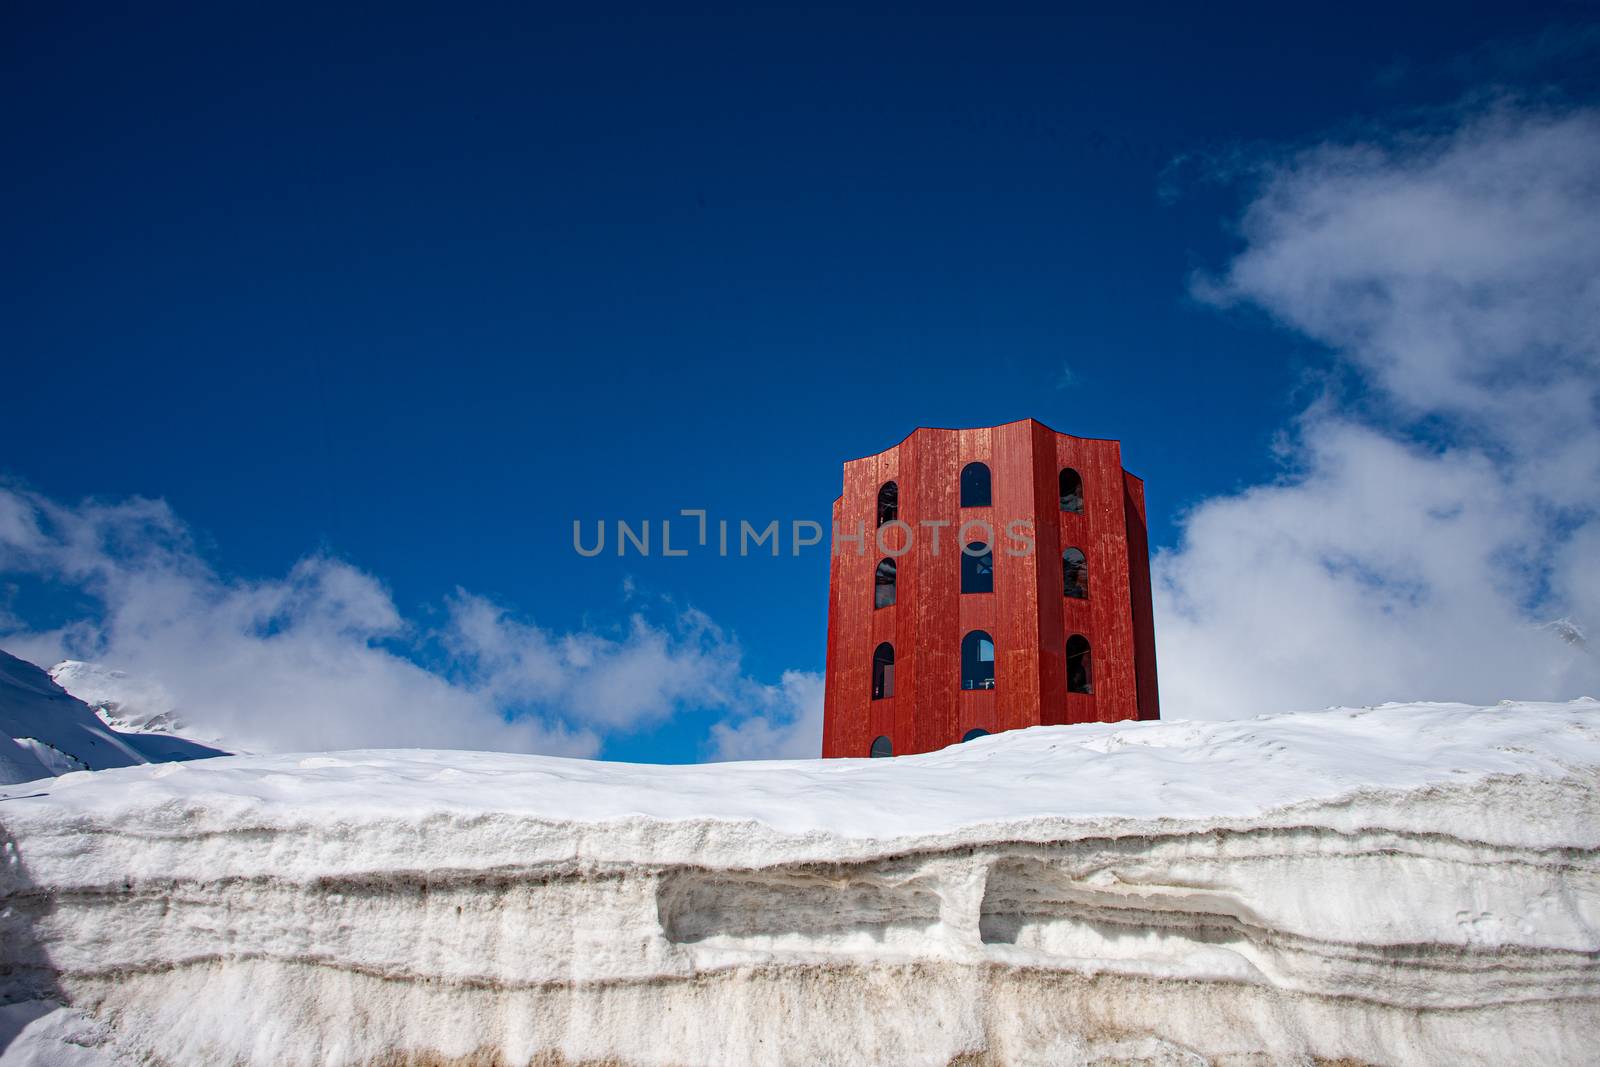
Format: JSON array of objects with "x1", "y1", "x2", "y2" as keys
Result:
[{"x1": 5, "y1": 7, "x2": 1599, "y2": 761}]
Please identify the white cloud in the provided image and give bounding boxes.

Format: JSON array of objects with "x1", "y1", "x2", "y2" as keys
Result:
[
  {"x1": 443, "y1": 592, "x2": 750, "y2": 730},
  {"x1": 442, "y1": 590, "x2": 826, "y2": 759},
  {"x1": 706, "y1": 670, "x2": 824, "y2": 761},
  {"x1": 1158, "y1": 102, "x2": 1600, "y2": 719},
  {"x1": 0, "y1": 486, "x2": 810, "y2": 758}
]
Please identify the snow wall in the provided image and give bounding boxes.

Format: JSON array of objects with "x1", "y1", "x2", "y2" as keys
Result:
[{"x1": 2, "y1": 700, "x2": 1599, "y2": 1065}]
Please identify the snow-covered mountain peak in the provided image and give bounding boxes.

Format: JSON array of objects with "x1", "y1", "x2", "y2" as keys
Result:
[{"x1": 49, "y1": 659, "x2": 186, "y2": 733}]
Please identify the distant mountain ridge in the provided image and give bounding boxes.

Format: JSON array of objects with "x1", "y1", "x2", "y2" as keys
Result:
[{"x1": 0, "y1": 649, "x2": 229, "y2": 785}]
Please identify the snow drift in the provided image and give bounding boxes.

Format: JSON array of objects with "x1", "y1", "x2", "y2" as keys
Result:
[{"x1": 2, "y1": 700, "x2": 1599, "y2": 1065}]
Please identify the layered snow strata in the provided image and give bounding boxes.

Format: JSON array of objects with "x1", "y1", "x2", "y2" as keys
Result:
[{"x1": 2, "y1": 700, "x2": 1599, "y2": 1065}]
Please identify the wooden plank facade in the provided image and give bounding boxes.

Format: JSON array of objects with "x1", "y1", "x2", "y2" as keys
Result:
[{"x1": 821, "y1": 418, "x2": 1159, "y2": 759}]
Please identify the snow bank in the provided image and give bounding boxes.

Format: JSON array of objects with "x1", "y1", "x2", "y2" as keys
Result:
[{"x1": 3, "y1": 700, "x2": 1599, "y2": 1065}]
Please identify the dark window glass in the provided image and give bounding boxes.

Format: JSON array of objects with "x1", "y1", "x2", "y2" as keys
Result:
[
  {"x1": 874, "y1": 558, "x2": 897, "y2": 609},
  {"x1": 961, "y1": 630, "x2": 995, "y2": 690},
  {"x1": 1063, "y1": 547, "x2": 1088, "y2": 599},
  {"x1": 870, "y1": 735, "x2": 893, "y2": 758},
  {"x1": 872, "y1": 642, "x2": 895, "y2": 700},
  {"x1": 961, "y1": 728, "x2": 990, "y2": 742},
  {"x1": 877, "y1": 481, "x2": 898, "y2": 527},
  {"x1": 1060, "y1": 468, "x2": 1083, "y2": 513},
  {"x1": 1067, "y1": 634, "x2": 1093, "y2": 694},
  {"x1": 960, "y1": 463, "x2": 992, "y2": 507},
  {"x1": 961, "y1": 542, "x2": 994, "y2": 594}
]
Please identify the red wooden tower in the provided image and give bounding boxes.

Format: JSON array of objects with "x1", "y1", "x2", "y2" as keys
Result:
[{"x1": 822, "y1": 418, "x2": 1158, "y2": 758}]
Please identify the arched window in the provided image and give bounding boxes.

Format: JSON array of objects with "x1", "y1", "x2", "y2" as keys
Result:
[
  {"x1": 961, "y1": 630, "x2": 995, "y2": 690},
  {"x1": 874, "y1": 558, "x2": 897, "y2": 609},
  {"x1": 1067, "y1": 634, "x2": 1092, "y2": 694},
  {"x1": 872, "y1": 642, "x2": 895, "y2": 700},
  {"x1": 1063, "y1": 547, "x2": 1088, "y2": 599},
  {"x1": 960, "y1": 462, "x2": 992, "y2": 507},
  {"x1": 961, "y1": 728, "x2": 990, "y2": 742},
  {"x1": 961, "y1": 542, "x2": 993, "y2": 594},
  {"x1": 870, "y1": 735, "x2": 893, "y2": 758},
  {"x1": 1060, "y1": 468, "x2": 1083, "y2": 513},
  {"x1": 877, "y1": 481, "x2": 898, "y2": 527}
]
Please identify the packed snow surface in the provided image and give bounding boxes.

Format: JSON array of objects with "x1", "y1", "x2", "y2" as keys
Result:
[{"x1": 3, "y1": 699, "x2": 1599, "y2": 1065}]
